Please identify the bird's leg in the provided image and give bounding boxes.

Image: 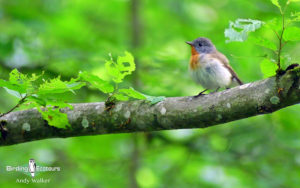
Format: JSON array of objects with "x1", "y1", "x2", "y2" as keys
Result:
[
  {"x1": 208, "y1": 87, "x2": 220, "y2": 94},
  {"x1": 194, "y1": 89, "x2": 208, "y2": 98}
]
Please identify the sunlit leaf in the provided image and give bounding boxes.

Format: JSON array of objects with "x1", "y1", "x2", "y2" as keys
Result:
[
  {"x1": 0, "y1": 79, "x2": 25, "y2": 93},
  {"x1": 105, "y1": 60, "x2": 122, "y2": 83},
  {"x1": 283, "y1": 27, "x2": 300, "y2": 41},
  {"x1": 265, "y1": 18, "x2": 281, "y2": 33},
  {"x1": 117, "y1": 51, "x2": 135, "y2": 74},
  {"x1": 114, "y1": 93, "x2": 129, "y2": 101},
  {"x1": 3, "y1": 87, "x2": 25, "y2": 99},
  {"x1": 38, "y1": 76, "x2": 85, "y2": 95},
  {"x1": 291, "y1": 12, "x2": 300, "y2": 22},
  {"x1": 117, "y1": 87, "x2": 164, "y2": 103},
  {"x1": 144, "y1": 95, "x2": 166, "y2": 105},
  {"x1": 9, "y1": 69, "x2": 27, "y2": 85},
  {"x1": 0, "y1": 69, "x2": 41, "y2": 95},
  {"x1": 37, "y1": 107, "x2": 70, "y2": 129},
  {"x1": 271, "y1": 0, "x2": 282, "y2": 12},
  {"x1": 79, "y1": 71, "x2": 114, "y2": 93},
  {"x1": 105, "y1": 51, "x2": 135, "y2": 83},
  {"x1": 225, "y1": 19, "x2": 264, "y2": 43},
  {"x1": 119, "y1": 87, "x2": 146, "y2": 100},
  {"x1": 26, "y1": 96, "x2": 46, "y2": 106},
  {"x1": 260, "y1": 58, "x2": 277, "y2": 78}
]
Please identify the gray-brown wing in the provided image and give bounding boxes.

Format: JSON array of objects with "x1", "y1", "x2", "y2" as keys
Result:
[
  {"x1": 215, "y1": 51, "x2": 229, "y2": 65},
  {"x1": 223, "y1": 63, "x2": 243, "y2": 85},
  {"x1": 212, "y1": 51, "x2": 243, "y2": 85}
]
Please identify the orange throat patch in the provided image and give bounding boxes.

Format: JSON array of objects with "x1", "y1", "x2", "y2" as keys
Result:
[{"x1": 189, "y1": 47, "x2": 200, "y2": 70}]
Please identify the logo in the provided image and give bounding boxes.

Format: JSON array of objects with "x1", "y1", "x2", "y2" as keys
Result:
[
  {"x1": 29, "y1": 159, "x2": 36, "y2": 177},
  {"x1": 5, "y1": 159, "x2": 61, "y2": 184}
]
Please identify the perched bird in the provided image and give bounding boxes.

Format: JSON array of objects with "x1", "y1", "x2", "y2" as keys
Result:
[{"x1": 186, "y1": 37, "x2": 243, "y2": 97}]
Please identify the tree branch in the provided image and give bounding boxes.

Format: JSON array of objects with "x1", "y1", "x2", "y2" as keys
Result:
[{"x1": 0, "y1": 68, "x2": 299, "y2": 146}]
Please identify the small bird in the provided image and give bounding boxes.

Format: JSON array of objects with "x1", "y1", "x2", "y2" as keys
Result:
[{"x1": 186, "y1": 37, "x2": 243, "y2": 97}]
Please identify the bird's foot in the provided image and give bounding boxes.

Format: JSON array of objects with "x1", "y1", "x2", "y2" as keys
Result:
[
  {"x1": 193, "y1": 89, "x2": 208, "y2": 98},
  {"x1": 193, "y1": 93, "x2": 206, "y2": 99},
  {"x1": 211, "y1": 87, "x2": 220, "y2": 94}
]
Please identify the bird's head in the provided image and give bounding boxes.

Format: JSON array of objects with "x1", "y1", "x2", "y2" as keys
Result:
[{"x1": 186, "y1": 37, "x2": 216, "y2": 54}]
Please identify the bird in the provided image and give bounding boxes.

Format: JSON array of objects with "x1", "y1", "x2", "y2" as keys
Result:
[{"x1": 186, "y1": 37, "x2": 243, "y2": 97}]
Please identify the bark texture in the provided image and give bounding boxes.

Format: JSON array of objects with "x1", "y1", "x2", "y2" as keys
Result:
[{"x1": 0, "y1": 68, "x2": 299, "y2": 146}]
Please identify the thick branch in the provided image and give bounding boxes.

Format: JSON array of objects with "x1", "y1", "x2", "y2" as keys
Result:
[{"x1": 0, "y1": 68, "x2": 299, "y2": 146}]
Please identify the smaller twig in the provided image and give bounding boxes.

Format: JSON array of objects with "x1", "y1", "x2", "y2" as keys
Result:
[
  {"x1": 276, "y1": 3, "x2": 289, "y2": 71},
  {"x1": 271, "y1": 28, "x2": 280, "y2": 40},
  {"x1": 277, "y1": 13, "x2": 286, "y2": 70},
  {"x1": 0, "y1": 95, "x2": 27, "y2": 118},
  {"x1": 282, "y1": 41, "x2": 288, "y2": 48}
]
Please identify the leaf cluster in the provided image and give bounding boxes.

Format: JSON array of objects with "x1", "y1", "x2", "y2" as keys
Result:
[
  {"x1": 225, "y1": 0, "x2": 300, "y2": 78},
  {"x1": 0, "y1": 52, "x2": 165, "y2": 129},
  {"x1": 0, "y1": 69, "x2": 85, "y2": 128}
]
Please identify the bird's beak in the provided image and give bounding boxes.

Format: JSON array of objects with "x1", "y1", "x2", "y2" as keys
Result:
[{"x1": 186, "y1": 41, "x2": 193, "y2": 46}]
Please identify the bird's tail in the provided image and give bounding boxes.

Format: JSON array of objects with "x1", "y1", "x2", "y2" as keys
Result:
[
  {"x1": 223, "y1": 64, "x2": 243, "y2": 86},
  {"x1": 233, "y1": 76, "x2": 243, "y2": 85}
]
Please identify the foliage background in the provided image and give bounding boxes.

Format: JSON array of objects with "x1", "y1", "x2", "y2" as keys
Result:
[{"x1": 0, "y1": 0, "x2": 300, "y2": 187}]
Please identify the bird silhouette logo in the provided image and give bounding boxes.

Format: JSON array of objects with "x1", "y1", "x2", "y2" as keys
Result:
[{"x1": 28, "y1": 159, "x2": 36, "y2": 177}]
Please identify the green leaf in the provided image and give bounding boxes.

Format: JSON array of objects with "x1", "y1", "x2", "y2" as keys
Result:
[
  {"x1": 105, "y1": 51, "x2": 135, "y2": 83},
  {"x1": 114, "y1": 93, "x2": 129, "y2": 101},
  {"x1": 0, "y1": 70, "x2": 26, "y2": 93},
  {"x1": 287, "y1": 12, "x2": 300, "y2": 25},
  {"x1": 28, "y1": 96, "x2": 72, "y2": 129},
  {"x1": 119, "y1": 87, "x2": 146, "y2": 100},
  {"x1": 79, "y1": 71, "x2": 114, "y2": 93},
  {"x1": 265, "y1": 18, "x2": 281, "y2": 33},
  {"x1": 144, "y1": 95, "x2": 166, "y2": 105},
  {"x1": 271, "y1": 0, "x2": 282, "y2": 12},
  {"x1": 117, "y1": 51, "x2": 135, "y2": 73},
  {"x1": 0, "y1": 79, "x2": 25, "y2": 93},
  {"x1": 291, "y1": 12, "x2": 300, "y2": 22},
  {"x1": 105, "y1": 60, "x2": 121, "y2": 83},
  {"x1": 3, "y1": 87, "x2": 25, "y2": 99},
  {"x1": 283, "y1": 27, "x2": 300, "y2": 41},
  {"x1": 26, "y1": 96, "x2": 46, "y2": 106},
  {"x1": 0, "y1": 69, "x2": 41, "y2": 95},
  {"x1": 225, "y1": 19, "x2": 264, "y2": 43},
  {"x1": 9, "y1": 69, "x2": 27, "y2": 85},
  {"x1": 249, "y1": 36, "x2": 277, "y2": 51},
  {"x1": 38, "y1": 76, "x2": 85, "y2": 95},
  {"x1": 260, "y1": 58, "x2": 277, "y2": 78},
  {"x1": 116, "y1": 88, "x2": 164, "y2": 104},
  {"x1": 37, "y1": 107, "x2": 70, "y2": 129}
]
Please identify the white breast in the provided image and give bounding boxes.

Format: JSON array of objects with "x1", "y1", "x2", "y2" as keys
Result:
[{"x1": 190, "y1": 56, "x2": 232, "y2": 90}]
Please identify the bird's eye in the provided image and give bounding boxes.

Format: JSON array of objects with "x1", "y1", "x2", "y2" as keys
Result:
[{"x1": 198, "y1": 43, "x2": 202, "y2": 47}]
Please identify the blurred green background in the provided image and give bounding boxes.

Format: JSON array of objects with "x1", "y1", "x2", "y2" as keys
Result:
[{"x1": 0, "y1": 0, "x2": 300, "y2": 187}]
